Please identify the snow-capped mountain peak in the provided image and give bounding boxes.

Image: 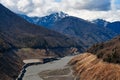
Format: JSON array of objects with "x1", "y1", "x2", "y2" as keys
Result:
[
  {"x1": 20, "y1": 11, "x2": 68, "y2": 28},
  {"x1": 53, "y1": 11, "x2": 68, "y2": 18}
]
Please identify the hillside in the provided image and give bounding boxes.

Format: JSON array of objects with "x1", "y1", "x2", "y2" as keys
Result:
[
  {"x1": 0, "y1": 35, "x2": 23, "y2": 80},
  {"x1": 87, "y1": 35, "x2": 120, "y2": 64},
  {"x1": 69, "y1": 35, "x2": 120, "y2": 80},
  {"x1": 69, "y1": 53, "x2": 120, "y2": 80},
  {"x1": 0, "y1": 4, "x2": 84, "y2": 80}
]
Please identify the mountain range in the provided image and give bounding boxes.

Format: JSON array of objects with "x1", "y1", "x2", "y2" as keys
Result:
[{"x1": 20, "y1": 13, "x2": 117, "y2": 48}]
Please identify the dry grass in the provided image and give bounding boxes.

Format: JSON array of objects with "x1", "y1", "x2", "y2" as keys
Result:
[{"x1": 69, "y1": 53, "x2": 120, "y2": 80}]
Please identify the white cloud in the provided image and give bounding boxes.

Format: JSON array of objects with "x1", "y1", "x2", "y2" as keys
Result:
[
  {"x1": 0, "y1": 0, "x2": 19, "y2": 12},
  {"x1": 67, "y1": 9, "x2": 120, "y2": 22},
  {"x1": 0, "y1": 0, "x2": 120, "y2": 22}
]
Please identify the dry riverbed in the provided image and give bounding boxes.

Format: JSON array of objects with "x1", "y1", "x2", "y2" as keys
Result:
[{"x1": 22, "y1": 56, "x2": 74, "y2": 80}]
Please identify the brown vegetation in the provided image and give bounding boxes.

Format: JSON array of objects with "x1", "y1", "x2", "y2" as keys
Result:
[
  {"x1": 87, "y1": 36, "x2": 120, "y2": 63},
  {"x1": 69, "y1": 53, "x2": 120, "y2": 80}
]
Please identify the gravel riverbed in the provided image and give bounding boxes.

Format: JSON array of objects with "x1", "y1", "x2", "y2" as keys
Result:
[{"x1": 21, "y1": 56, "x2": 74, "y2": 80}]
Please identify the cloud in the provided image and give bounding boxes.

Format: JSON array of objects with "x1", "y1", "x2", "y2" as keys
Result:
[
  {"x1": 17, "y1": 0, "x2": 62, "y2": 16},
  {"x1": 113, "y1": 0, "x2": 120, "y2": 9},
  {"x1": 0, "y1": 0, "x2": 120, "y2": 22},
  {"x1": 0, "y1": 0, "x2": 19, "y2": 12},
  {"x1": 67, "y1": 9, "x2": 120, "y2": 22},
  {"x1": 72, "y1": 0, "x2": 111, "y2": 11}
]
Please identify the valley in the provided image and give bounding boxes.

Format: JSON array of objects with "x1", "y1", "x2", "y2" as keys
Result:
[{"x1": 0, "y1": 2, "x2": 120, "y2": 80}]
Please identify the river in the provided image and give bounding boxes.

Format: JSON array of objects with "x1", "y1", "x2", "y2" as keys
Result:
[{"x1": 17, "y1": 56, "x2": 74, "y2": 80}]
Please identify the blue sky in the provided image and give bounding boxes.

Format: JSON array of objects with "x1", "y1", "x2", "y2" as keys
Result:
[
  {"x1": 114, "y1": 0, "x2": 120, "y2": 9},
  {"x1": 55, "y1": 0, "x2": 61, "y2": 2},
  {"x1": 0, "y1": 0, "x2": 120, "y2": 22},
  {"x1": 115, "y1": 0, "x2": 120, "y2": 4}
]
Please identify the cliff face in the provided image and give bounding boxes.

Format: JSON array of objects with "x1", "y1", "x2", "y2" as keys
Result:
[{"x1": 69, "y1": 53, "x2": 120, "y2": 80}]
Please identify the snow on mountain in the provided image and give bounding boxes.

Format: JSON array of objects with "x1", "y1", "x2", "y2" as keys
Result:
[
  {"x1": 20, "y1": 11, "x2": 68, "y2": 28},
  {"x1": 92, "y1": 19, "x2": 110, "y2": 27}
]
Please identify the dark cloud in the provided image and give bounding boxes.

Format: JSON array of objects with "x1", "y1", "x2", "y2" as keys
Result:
[{"x1": 75, "y1": 0, "x2": 111, "y2": 11}]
